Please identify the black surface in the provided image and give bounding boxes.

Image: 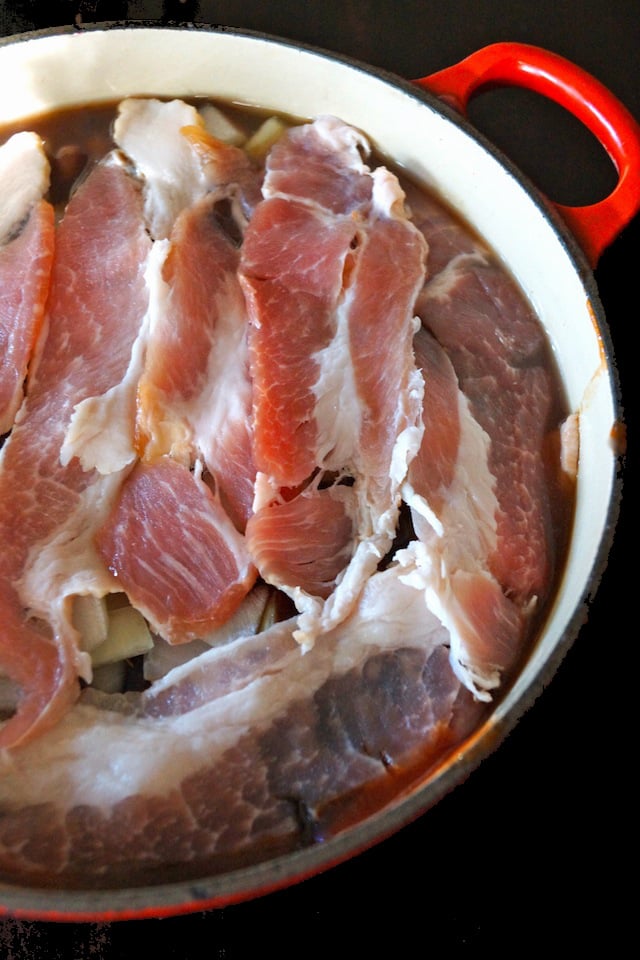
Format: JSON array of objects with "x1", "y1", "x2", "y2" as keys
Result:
[{"x1": 0, "y1": 1, "x2": 636, "y2": 955}]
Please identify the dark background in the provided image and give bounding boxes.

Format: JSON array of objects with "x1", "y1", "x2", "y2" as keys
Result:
[{"x1": 0, "y1": 1, "x2": 636, "y2": 955}]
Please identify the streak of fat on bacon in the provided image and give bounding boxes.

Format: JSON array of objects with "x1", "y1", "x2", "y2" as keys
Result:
[
  {"x1": 0, "y1": 560, "x2": 478, "y2": 886},
  {"x1": 0, "y1": 132, "x2": 50, "y2": 243},
  {"x1": 0, "y1": 157, "x2": 153, "y2": 749},
  {"x1": 0, "y1": 132, "x2": 54, "y2": 436},
  {"x1": 240, "y1": 117, "x2": 427, "y2": 649},
  {"x1": 59, "y1": 239, "x2": 167, "y2": 476}
]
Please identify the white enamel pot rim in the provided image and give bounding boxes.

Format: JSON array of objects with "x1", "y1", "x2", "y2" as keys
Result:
[{"x1": 0, "y1": 22, "x2": 627, "y2": 921}]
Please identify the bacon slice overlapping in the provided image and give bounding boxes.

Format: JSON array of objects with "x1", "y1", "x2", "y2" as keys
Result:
[
  {"x1": 85, "y1": 100, "x2": 261, "y2": 640},
  {"x1": 115, "y1": 99, "x2": 260, "y2": 532}
]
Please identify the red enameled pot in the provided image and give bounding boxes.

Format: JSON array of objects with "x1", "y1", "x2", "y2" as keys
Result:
[{"x1": 0, "y1": 24, "x2": 638, "y2": 921}]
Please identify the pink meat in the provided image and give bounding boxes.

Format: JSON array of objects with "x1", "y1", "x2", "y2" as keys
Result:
[
  {"x1": 239, "y1": 118, "x2": 377, "y2": 488},
  {"x1": 0, "y1": 160, "x2": 152, "y2": 749},
  {"x1": 445, "y1": 569, "x2": 524, "y2": 675},
  {"x1": 246, "y1": 485, "x2": 356, "y2": 599},
  {"x1": 1, "y1": 654, "x2": 463, "y2": 886},
  {"x1": 408, "y1": 325, "x2": 461, "y2": 511},
  {"x1": 264, "y1": 116, "x2": 373, "y2": 214},
  {"x1": 347, "y1": 212, "x2": 427, "y2": 511},
  {"x1": 240, "y1": 197, "x2": 358, "y2": 487},
  {"x1": 95, "y1": 458, "x2": 257, "y2": 643},
  {"x1": 0, "y1": 199, "x2": 54, "y2": 435}
]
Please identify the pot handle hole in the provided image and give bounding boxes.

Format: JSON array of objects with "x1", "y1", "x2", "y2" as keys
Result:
[{"x1": 414, "y1": 42, "x2": 640, "y2": 267}]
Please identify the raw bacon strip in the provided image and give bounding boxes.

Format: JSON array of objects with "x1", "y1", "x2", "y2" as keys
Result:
[
  {"x1": 136, "y1": 192, "x2": 257, "y2": 530},
  {"x1": 0, "y1": 598, "x2": 77, "y2": 755},
  {"x1": 117, "y1": 100, "x2": 261, "y2": 530},
  {"x1": 406, "y1": 326, "x2": 461, "y2": 512},
  {"x1": 0, "y1": 158, "x2": 152, "y2": 749},
  {"x1": 403, "y1": 327, "x2": 524, "y2": 698},
  {"x1": 345, "y1": 174, "x2": 427, "y2": 525},
  {"x1": 0, "y1": 201, "x2": 54, "y2": 436},
  {"x1": 0, "y1": 133, "x2": 54, "y2": 436},
  {"x1": 240, "y1": 117, "x2": 377, "y2": 489},
  {"x1": 58, "y1": 239, "x2": 165, "y2": 477},
  {"x1": 95, "y1": 458, "x2": 257, "y2": 644},
  {"x1": 101, "y1": 100, "x2": 261, "y2": 636},
  {"x1": 406, "y1": 182, "x2": 556, "y2": 603},
  {"x1": 240, "y1": 118, "x2": 426, "y2": 643},
  {"x1": 241, "y1": 197, "x2": 359, "y2": 487},
  {"x1": 407, "y1": 326, "x2": 498, "y2": 555},
  {"x1": 0, "y1": 563, "x2": 480, "y2": 887}
]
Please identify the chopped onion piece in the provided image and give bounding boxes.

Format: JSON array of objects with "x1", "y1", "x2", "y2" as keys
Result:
[
  {"x1": 245, "y1": 117, "x2": 288, "y2": 160},
  {"x1": 198, "y1": 103, "x2": 247, "y2": 146},
  {"x1": 91, "y1": 605, "x2": 153, "y2": 668},
  {"x1": 72, "y1": 594, "x2": 109, "y2": 652}
]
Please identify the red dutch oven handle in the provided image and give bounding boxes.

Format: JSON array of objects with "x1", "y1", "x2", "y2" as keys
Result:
[{"x1": 414, "y1": 42, "x2": 640, "y2": 267}]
